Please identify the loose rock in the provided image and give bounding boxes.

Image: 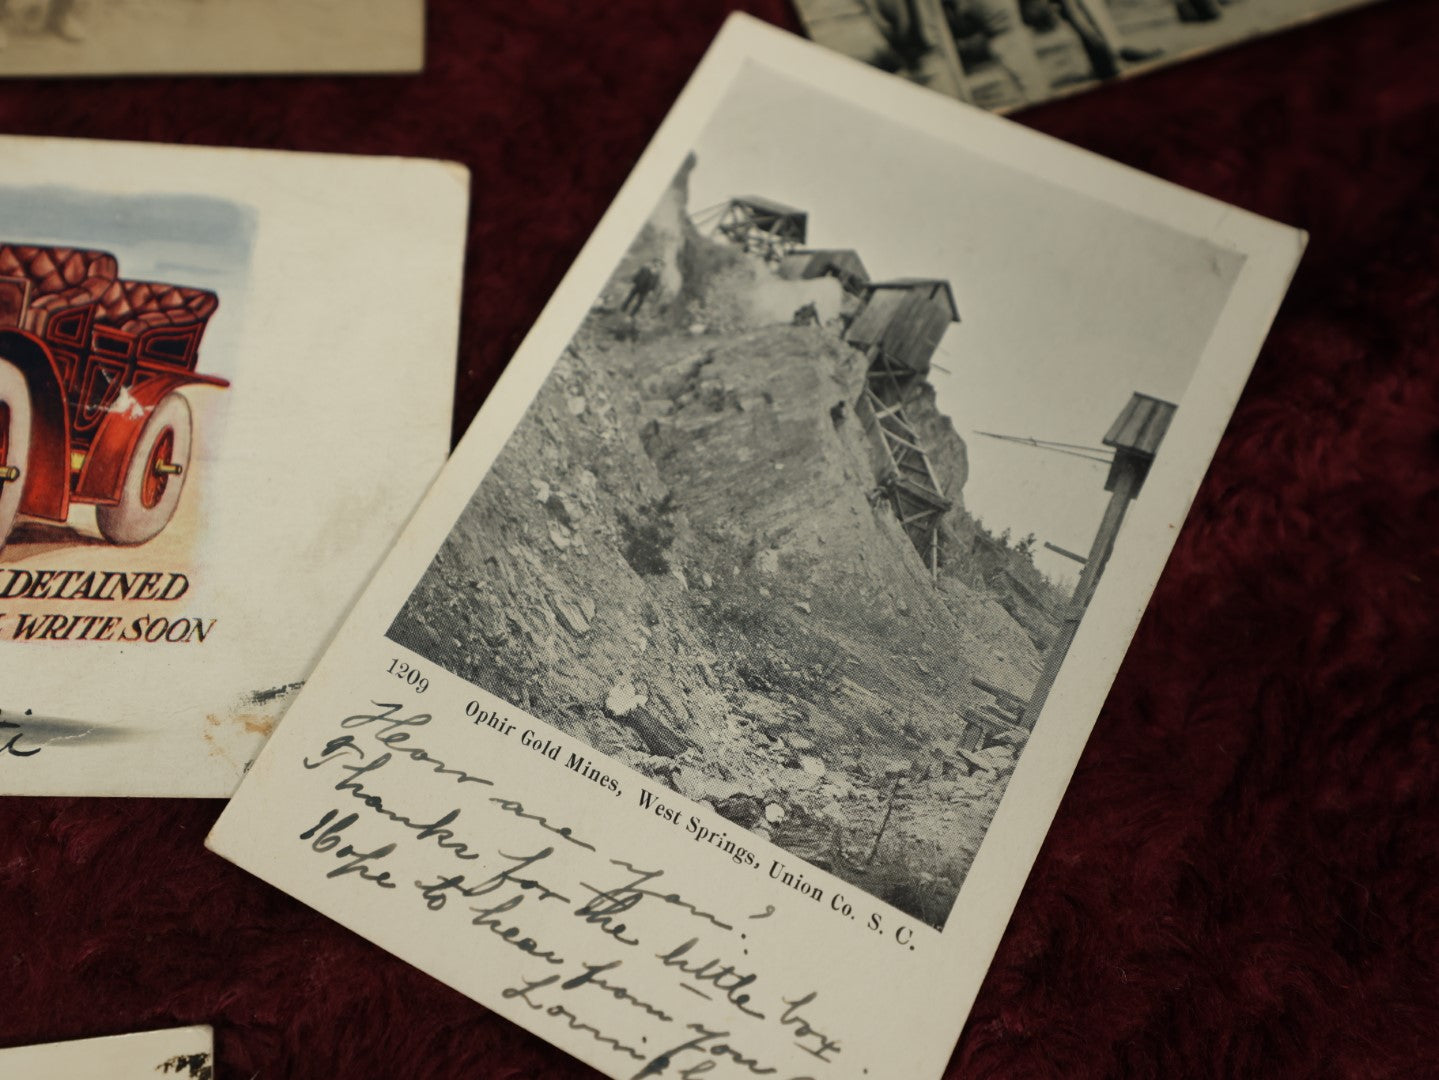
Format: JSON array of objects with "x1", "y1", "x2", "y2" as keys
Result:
[
  {"x1": 550, "y1": 596, "x2": 590, "y2": 636},
  {"x1": 605, "y1": 680, "x2": 648, "y2": 717}
]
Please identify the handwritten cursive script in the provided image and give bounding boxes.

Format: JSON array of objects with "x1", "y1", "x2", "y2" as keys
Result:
[
  {"x1": 280, "y1": 699, "x2": 847, "y2": 1078},
  {"x1": 0, "y1": 718, "x2": 41, "y2": 759}
]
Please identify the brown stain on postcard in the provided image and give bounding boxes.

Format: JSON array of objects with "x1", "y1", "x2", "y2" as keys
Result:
[{"x1": 237, "y1": 714, "x2": 276, "y2": 737}]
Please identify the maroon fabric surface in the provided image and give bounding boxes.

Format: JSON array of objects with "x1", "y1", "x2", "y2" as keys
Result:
[{"x1": 1, "y1": 1, "x2": 1437, "y2": 1076}]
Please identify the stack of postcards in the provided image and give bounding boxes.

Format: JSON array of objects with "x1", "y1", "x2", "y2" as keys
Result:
[{"x1": 5, "y1": 1, "x2": 1406, "y2": 1075}]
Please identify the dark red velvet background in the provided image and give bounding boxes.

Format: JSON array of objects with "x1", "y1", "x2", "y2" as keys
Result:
[{"x1": 1, "y1": 2, "x2": 1436, "y2": 1077}]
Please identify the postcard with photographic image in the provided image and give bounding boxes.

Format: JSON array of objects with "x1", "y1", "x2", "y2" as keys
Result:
[
  {"x1": 0, "y1": 1025, "x2": 213, "y2": 1080},
  {"x1": 209, "y1": 15, "x2": 1304, "y2": 1079},
  {"x1": 0, "y1": 136, "x2": 466, "y2": 798},
  {"x1": 0, "y1": 0, "x2": 422, "y2": 77},
  {"x1": 795, "y1": 0, "x2": 1384, "y2": 111}
]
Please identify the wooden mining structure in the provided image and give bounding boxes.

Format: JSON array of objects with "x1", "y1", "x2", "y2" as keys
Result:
[
  {"x1": 1020, "y1": 391, "x2": 1177, "y2": 726},
  {"x1": 960, "y1": 392, "x2": 1176, "y2": 752},
  {"x1": 695, "y1": 196, "x2": 809, "y2": 264},
  {"x1": 848, "y1": 279, "x2": 962, "y2": 580},
  {"x1": 704, "y1": 197, "x2": 963, "y2": 580},
  {"x1": 778, "y1": 248, "x2": 872, "y2": 297}
]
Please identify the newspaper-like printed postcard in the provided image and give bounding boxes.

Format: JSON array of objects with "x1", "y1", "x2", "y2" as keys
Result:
[
  {"x1": 0, "y1": 0, "x2": 422, "y2": 77},
  {"x1": 0, "y1": 136, "x2": 465, "y2": 798},
  {"x1": 209, "y1": 15, "x2": 1304, "y2": 1078},
  {"x1": 795, "y1": 0, "x2": 1382, "y2": 112},
  {"x1": 0, "y1": 1025, "x2": 213, "y2": 1079}
]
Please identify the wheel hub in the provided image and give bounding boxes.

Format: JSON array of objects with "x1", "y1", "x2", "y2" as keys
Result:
[
  {"x1": 0, "y1": 401, "x2": 17, "y2": 486},
  {"x1": 141, "y1": 428, "x2": 180, "y2": 509}
]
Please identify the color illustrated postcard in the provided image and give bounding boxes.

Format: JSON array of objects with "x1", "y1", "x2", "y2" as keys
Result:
[
  {"x1": 795, "y1": 0, "x2": 1382, "y2": 112},
  {"x1": 0, "y1": 1025, "x2": 213, "y2": 1079},
  {"x1": 0, "y1": 0, "x2": 422, "y2": 78},
  {"x1": 209, "y1": 15, "x2": 1303, "y2": 1079},
  {"x1": 0, "y1": 136, "x2": 465, "y2": 798}
]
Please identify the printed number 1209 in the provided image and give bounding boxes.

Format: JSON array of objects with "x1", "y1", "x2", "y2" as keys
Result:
[{"x1": 386, "y1": 659, "x2": 429, "y2": 694}]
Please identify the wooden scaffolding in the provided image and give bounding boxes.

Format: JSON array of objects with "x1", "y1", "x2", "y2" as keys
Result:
[
  {"x1": 849, "y1": 279, "x2": 961, "y2": 581},
  {"x1": 694, "y1": 196, "x2": 809, "y2": 264},
  {"x1": 860, "y1": 355, "x2": 952, "y2": 580}
]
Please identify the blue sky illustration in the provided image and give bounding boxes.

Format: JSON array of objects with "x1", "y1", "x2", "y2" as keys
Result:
[{"x1": 0, "y1": 185, "x2": 256, "y2": 380}]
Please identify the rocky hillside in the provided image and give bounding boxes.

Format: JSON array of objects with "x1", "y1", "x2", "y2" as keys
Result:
[{"x1": 390, "y1": 159, "x2": 1053, "y2": 927}]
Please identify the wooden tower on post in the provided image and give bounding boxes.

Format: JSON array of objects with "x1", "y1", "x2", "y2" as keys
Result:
[
  {"x1": 849, "y1": 279, "x2": 961, "y2": 579},
  {"x1": 1021, "y1": 392, "x2": 1177, "y2": 726}
]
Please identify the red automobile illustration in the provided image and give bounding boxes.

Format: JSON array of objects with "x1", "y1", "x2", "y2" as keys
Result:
[{"x1": 0, "y1": 244, "x2": 227, "y2": 554}]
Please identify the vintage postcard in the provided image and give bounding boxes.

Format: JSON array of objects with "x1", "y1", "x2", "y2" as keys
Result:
[
  {"x1": 795, "y1": 0, "x2": 1382, "y2": 111},
  {"x1": 0, "y1": 135, "x2": 465, "y2": 798},
  {"x1": 0, "y1": 1025, "x2": 213, "y2": 1079},
  {"x1": 0, "y1": 0, "x2": 421, "y2": 77},
  {"x1": 209, "y1": 15, "x2": 1303, "y2": 1079}
]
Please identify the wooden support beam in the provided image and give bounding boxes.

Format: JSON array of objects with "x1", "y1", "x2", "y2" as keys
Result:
[
  {"x1": 895, "y1": 456, "x2": 931, "y2": 480},
  {"x1": 897, "y1": 480, "x2": 943, "y2": 506},
  {"x1": 894, "y1": 504, "x2": 941, "y2": 526},
  {"x1": 895, "y1": 505, "x2": 942, "y2": 527},
  {"x1": 878, "y1": 426, "x2": 929, "y2": 457},
  {"x1": 898, "y1": 478, "x2": 944, "y2": 503},
  {"x1": 892, "y1": 479, "x2": 949, "y2": 511},
  {"x1": 873, "y1": 423, "x2": 900, "y2": 472},
  {"x1": 866, "y1": 382, "x2": 898, "y2": 410},
  {"x1": 920, "y1": 447, "x2": 946, "y2": 500},
  {"x1": 873, "y1": 407, "x2": 948, "y2": 498},
  {"x1": 890, "y1": 409, "x2": 920, "y2": 433},
  {"x1": 895, "y1": 497, "x2": 941, "y2": 517},
  {"x1": 1044, "y1": 541, "x2": 1088, "y2": 565},
  {"x1": 971, "y1": 677, "x2": 1029, "y2": 710},
  {"x1": 885, "y1": 439, "x2": 924, "y2": 465},
  {"x1": 1023, "y1": 455, "x2": 1144, "y2": 728},
  {"x1": 887, "y1": 444, "x2": 937, "y2": 479},
  {"x1": 861, "y1": 370, "x2": 950, "y2": 574},
  {"x1": 962, "y1": 708, "x2": 1030, "y2": 747},
  {"x1": 868, "y1": 396, "x2": 906, "y2": 421},
  {"x1": 981, "y1": 702, "x2": 1024, "y2": 726}
]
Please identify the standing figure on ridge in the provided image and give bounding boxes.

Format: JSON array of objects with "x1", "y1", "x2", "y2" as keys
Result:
[{"x1": 622, "y1": 259, "x2": 663, "y2": 317}]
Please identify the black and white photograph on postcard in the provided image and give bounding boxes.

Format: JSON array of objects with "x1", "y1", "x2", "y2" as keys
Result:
[
  {"x1": 387, "y1": 63, "x2": 1245, "y2": 930},
  {"x1": 795, "y1": 0, "x2": 1378, "y2": 112}
]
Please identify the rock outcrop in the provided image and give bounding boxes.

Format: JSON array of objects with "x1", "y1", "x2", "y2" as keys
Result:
[{"x1": 390, "y1": 157, "x2": 1058, "y2": 928}]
